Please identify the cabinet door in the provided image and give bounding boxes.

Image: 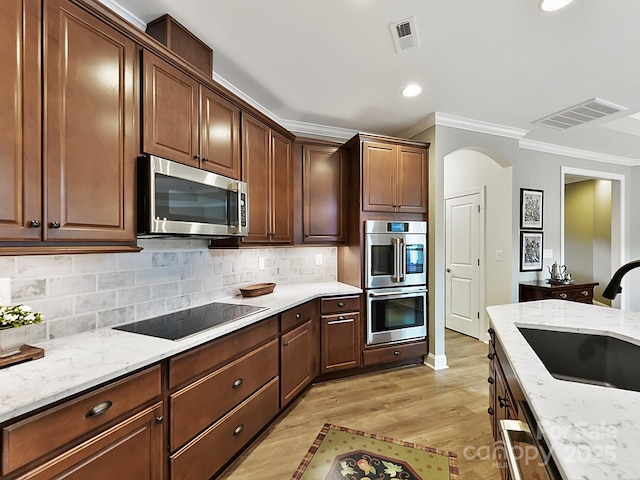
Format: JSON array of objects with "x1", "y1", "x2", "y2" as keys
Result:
[
  {"x1": 0, "y1": 0, "x2": 41, "y2": 241},
  {"x1": 199, "y1": 86, "x2": 241, "y2": 179},
  {"x1": 142, "y1": 49, "x2": 199, "y2": 167},
  {"x1": 362, "y1": 141, "x2": 396, "y2": 212},
  {"x1": 270, "y1": 131, "x2": 292, "y2": 244},
  {"x1": 396, "y1": 145, "x2": 427, "y2": 213},
  {"x1": 321, "y1": 313, "x2": 361, "y2": 373},
  {"x1": 44, "y1": 0, "x2": 137, "y2": 241},
  {"x1": 281, "y1": 319, "x2": 318, "y2": 407},
  {"x1": 241, "y1": 114, "x2": 271, "y2": 243},
  {"x1": 303, "y1": 145, "x2": 346, "y2": 243},
  {"x1": 20, "y1": 403, "x2": 163, "y2": 480}
]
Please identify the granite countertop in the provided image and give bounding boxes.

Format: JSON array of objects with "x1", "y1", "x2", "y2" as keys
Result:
[
  {"x1": 487, "y1": 300, "x2": 640, "y2": 480},
  {"x1": 0, "y1": 282, "x2": 361, "y2": 424}
]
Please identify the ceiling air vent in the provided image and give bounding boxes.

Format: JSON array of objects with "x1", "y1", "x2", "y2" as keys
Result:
[
  {"x1": 534, "y1": 98, "x2": 627, "y2": 130},
  {"x1": 390, "y1": 16, "x2": 419, "y2": 53}
]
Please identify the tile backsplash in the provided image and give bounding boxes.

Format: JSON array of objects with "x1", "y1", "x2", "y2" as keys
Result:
[{"x1": 0, "y1": 240, "x2": 337, "y2": 343}]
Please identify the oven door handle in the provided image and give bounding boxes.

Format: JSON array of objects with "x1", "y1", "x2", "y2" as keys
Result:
[
  {"x1": 499, "y1": 419, "x2": 533, "y2": 480},
  {"x1": 392, "y1": 237, "x2": 401, "y2": 282},
  {"x1": 369, "y1": 288, "x2": 428, "y2": 298}
]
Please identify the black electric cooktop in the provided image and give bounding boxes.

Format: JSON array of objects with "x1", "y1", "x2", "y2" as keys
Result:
[{"x1": 113, "y1": 302, "x2": 268, "y2": 340}]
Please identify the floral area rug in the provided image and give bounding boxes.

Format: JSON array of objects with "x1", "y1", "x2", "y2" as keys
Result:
[{"x1": 291, "y1": 423, "x2": 459, "y2": 480}]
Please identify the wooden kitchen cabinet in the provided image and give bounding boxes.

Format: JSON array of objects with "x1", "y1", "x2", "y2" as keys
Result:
[
  {"x1": 1, "y1": 366, "x2": 162, "y2": 478},
  {"x1": 295, "y1": 142, "x2": 347, "y2": 244},
  {"x1": 320, "y1": 296, "x2": 362, "y2": 373},
  {"x1": 0, "y1": 0, "x2": 138, "y2": 246},
  {"x1": 280, "y1": 301, "x2": 320, "y2": 407},
  {"x1": 241, "y1": 114, "x2": 293, "y2": 244},
  {"x1": 362, "y1": 140, "x2": 427, "y2": 214},
  {"x1": 142, "y1": 50, "x2": 241, "y2": 179}
]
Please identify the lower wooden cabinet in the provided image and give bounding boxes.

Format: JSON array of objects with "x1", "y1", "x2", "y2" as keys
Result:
[
  {"x1": 320, "y1": 296, "x2": 362, "y2": 373},
  {"x1": 281, "y1": 319, "x2": 318, "y2": 407},
  {"x1": 16, "y1": 403, "x2": 164, "y2": 480},
  {"x1": 170, "y1": 378, "x2": 279, "y2": 480},
  {"x1": 518, "y1": 281, "x2": 598, "y2": 304}
]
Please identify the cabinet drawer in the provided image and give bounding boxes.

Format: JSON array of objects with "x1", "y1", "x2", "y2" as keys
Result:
[
  {"x1": 1, "y1": 366, "x2": 161, "y2": 475},
  {"x1": 170, "y1": 377, "x2": 279, "y2": 480},
  {"x1": 320, "y1": 295, "x2": 360, "y2": 315},
  {"x1": 170, "y1": 339, "x2": 278, "y2": 450},
  {"x1": 362, "y1": 341, "x2": 427, "y2": 366},
  {"x1": 548, "y1": 290, "x2": 573, "y2": 300},
  {"x1": 573, "y1": 288, "x2": 593, "y2": 303},
  {"x1": 169, "y1": 316, "x2": 278, "y2": 389},
  {"x1": 281, "y1": 300, "x2": 317, "y2": 332}
]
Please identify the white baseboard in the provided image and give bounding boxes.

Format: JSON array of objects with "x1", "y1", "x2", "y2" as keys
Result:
[{"x1": 424, "y1": 352, "x2": 448, "y2": 370}]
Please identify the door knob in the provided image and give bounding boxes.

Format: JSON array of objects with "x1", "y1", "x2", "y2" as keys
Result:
[{"x1": 446, "y1": 268, "x2": 451, "y2": 273}]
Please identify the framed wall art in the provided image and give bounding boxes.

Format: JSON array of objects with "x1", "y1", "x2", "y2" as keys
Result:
[
  {"x1": 520, "y1": 231, "x2": 543, "y2": 272},
  {"x1": 520, "y1": 188, "x2": 543, "y2": 230}
]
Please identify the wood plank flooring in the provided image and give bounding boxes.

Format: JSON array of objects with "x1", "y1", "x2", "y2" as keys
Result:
[{"x1": 219, "y1": 329, "x2": 501, "y2": 479}]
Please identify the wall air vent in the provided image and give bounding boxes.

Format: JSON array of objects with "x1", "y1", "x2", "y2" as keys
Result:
[
  {"x1": 389, "y1": 16, "x2": 419, "y2": 53},
  {"x1": 534, "y1": 98, "x2": 627, "y2": 130}
]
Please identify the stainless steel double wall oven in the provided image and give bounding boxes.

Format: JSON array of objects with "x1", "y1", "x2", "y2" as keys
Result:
[{"x1": 364, "y1": 220, "x2": 427, "y2": 346}]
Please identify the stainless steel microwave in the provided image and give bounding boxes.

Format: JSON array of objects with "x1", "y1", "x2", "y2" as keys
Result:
[{"x1": 137, "y1": 155, "x2": 248, "y2": 238}]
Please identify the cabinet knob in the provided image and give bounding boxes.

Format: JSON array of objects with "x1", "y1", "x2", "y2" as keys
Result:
[
  {"x1": 487, "y1": 353, "x2": 494, "y2": 360},
  {"x1": 284, "y1": 342, "x2": 289, "y2": 347},
  {"x1": 487, "y1": 407, "x2": 494, "y2": 416},
  {"x1": 488, "y1": 328, "x2": 495, "y2": 335},
  {"x1": 202, "y1": 156, "x2": 209, "y2": 163},
  {"x1": 337, "y1": 302, "x2": 345, "y2": 307},
  {"x1": 487, "y1": 377, "x2": 494, "y2": 384},
  {"x1": 50, "y1": 221, "x2": 61, "y2": 229},
  {"x1": 85, "y1": 400, "x2": 112, "y2": 418},
  {"x1": 233, "y1": 425, "x2": 244, "y2": 436},
  {"x1": 338, "y1": 316, "x2": 345, "y2": 320},
  {"x1": 560, "y1": 293, "x2": 568, "y2": 299},
  {"x1": 155, "y1": 416, "x2": 164, "y2": 424},
  {"x1": 296, "y1": 313, "x2": 301, "y2": 319},
  {"x1": 581, "y1": 291, "x2": 589, "y2": 296},
  {"x1": 498, "y1": 395, "x2": 509, "y2": 408},
  {"x1": 194, "y1": 154, "x2": 201, "y2": 160},
  {"x1": 30, "y1": 220, "x2": 41, "y2": 228},
  {"x1": 232, "y1": 378, "x2": 243, "y2": 389},
  {"x1": 393, "y1": 351, "x2": 401, "y2": 356}
]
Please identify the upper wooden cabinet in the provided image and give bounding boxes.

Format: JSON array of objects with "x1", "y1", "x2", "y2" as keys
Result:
[
  {"x1": 293, "y1": 142, "x2": 347, "y2": 244},
  {"x1": 0, "y1": 0, "x2": 137, "y2": 246},
  {"x1": 142, "y1": 50, "x2": 241, "y2": 179},
  {"x1": 362, "y1": 140, "x2": 428, "y2": 214},
  {"x1": 241, "y1": 114, "x2": 293, "y2": 244}
]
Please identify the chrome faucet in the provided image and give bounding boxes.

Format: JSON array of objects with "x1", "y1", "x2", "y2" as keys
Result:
[{"x1": 602, "y1": 259, "x2": 640, "y2": 299}]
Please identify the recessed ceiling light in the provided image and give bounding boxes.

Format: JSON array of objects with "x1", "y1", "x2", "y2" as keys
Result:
[
  {"x1": 402, "y1": 84, "x2": 422, "y2": 97},
  {"x1": 539, "y1": 0, "x2": 574, "y2": 12}
]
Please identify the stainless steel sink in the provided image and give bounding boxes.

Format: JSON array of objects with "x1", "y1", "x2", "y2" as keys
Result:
[{"x1": 518, "y1": 327, "x2": 640, "y2": 392}]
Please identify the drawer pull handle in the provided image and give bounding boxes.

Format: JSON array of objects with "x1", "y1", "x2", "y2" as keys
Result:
[
  {"x1": 393, "y1": 351, "x2": 401, "y2": 356},
  {"x1": 232, "y1": 378, "x2": 243, "y2": 389},
  {"x1": 296, "y1": 313, "x2": 301, "y2": 319},
  {"x1": 86, "y1": 400, "x2": 113, "y2": 418},
  {"x1": 338, "y1": 315, "x2": 345, "y2": 320},
  {"x1": 582, "y1": 291, "x2": 589, "y2": 296},
  {"x1": 337, "y1": 302, "x2": 345, "y2": 307},
  {"x1": 560, "y1": 293, "x2": 568, "y2": 299},
  {"x1": 233, "y1": 425, "x2": 244, "y2": 436}
]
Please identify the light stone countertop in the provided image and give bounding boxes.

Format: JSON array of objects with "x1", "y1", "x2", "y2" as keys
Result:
[
  {"x1": 487, "y1": 300, "x2": 640, "y2": 480},
  {"x1": 0, "y1": 282, "x2": 361, "y2": 424}
]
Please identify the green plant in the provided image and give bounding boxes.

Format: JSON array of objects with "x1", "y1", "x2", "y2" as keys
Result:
[{"x1": 0, "y1": 305, "x2": 43, "y2": 329}]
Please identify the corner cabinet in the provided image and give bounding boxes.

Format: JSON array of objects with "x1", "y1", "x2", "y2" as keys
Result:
[
  {"x1": 1, "y1": 0, "x2": 138, "y2": 247},
  {"x1": 142, "y1": 50, "x2": 241, "y2": 179},
  {"x1": 320, "y1": 296, "x2": 362, "y2": 373},
  {"x1": 241, "y1": 114, "x2": 293, "y2": 244},
  {"x1": 294, "y1": 141, "x2": 347, "y2": 244}
]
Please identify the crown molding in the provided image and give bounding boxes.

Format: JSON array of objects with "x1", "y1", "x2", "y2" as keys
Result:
[
  {"x1": 519, "y1": 139, "x2": 640, "y2": 166},
  {"x1": 394, "y1": 113, "x2": 436, "y2": 139},
  {"x1": 279, "y1": 119, "x2": 357, "y2": 141},
  {"x1": 97, "y1": 0, "x2": 146, "y2": 30},
  {"x1": 434, "y1": 112, "x2": 529, "y2": 139}
]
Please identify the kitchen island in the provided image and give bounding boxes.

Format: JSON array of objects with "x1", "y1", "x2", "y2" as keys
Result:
[
  {"x1": 0, "y1": 282, "x2": 361, "y2": 424},
  {"x1": 487, "y1": 300, "x2": 640, "y2": 480}
]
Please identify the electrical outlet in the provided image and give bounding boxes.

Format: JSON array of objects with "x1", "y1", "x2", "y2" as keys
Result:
[
  {"x1": 0, "y1": 278, "x2": 11, "y2": 306},
  {"x1": 315, "y1": 254, "x2": 323, "y2": 266},
  {"x1": 495, "y1": 250, "x2": 503, "y2": 262},
  {"x1": 258, "y1": 257, "x2": 265, "y2": 271}
]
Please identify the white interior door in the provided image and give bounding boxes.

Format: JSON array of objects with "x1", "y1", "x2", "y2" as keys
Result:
[{"x1": 445, "y1": 193, "x2": 481, "y2": 338}]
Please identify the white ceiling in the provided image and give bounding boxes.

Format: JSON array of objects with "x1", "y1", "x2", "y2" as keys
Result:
[{"x1": 105, "y1": 0, "x2": 640, "y2": 163}]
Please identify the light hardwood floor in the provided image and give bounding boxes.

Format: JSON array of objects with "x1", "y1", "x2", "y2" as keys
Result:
[{"x1": 219, "y1": 329, "x2": 501, "y2": 479}]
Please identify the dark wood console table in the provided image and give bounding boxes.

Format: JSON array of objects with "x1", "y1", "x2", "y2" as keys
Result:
[{"x1": 519, "y1": 280, "x2": 599, "y2": 304}]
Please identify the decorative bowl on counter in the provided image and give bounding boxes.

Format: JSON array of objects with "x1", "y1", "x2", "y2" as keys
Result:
[{"x1": 239, "y1": 282, "x2": 276, "y2": 297}]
